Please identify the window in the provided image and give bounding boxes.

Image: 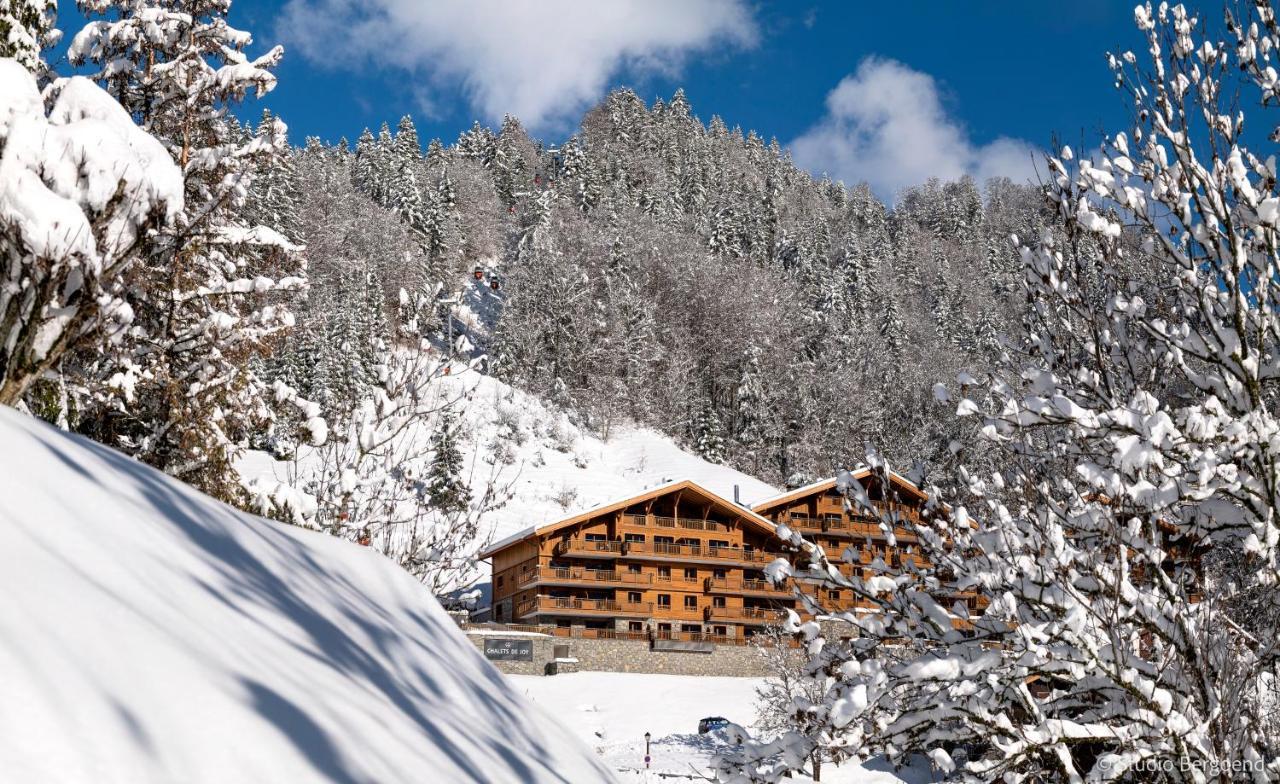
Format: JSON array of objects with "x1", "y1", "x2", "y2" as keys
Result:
[
  {"x1": 628, "y1": 621, "x2": 643, "y2": 632},
  {"x1": 625, "y1": 533, "x2": 645, "y2": 542},
  {"x1": 712, "y1": 596, "x2": 726, "y2": 608},
  {"x1": 713, "y1": 625, "x2": 727, "y2": 637},
  {"x1": 657, "y1": 594, "x2": 671, "y2": 608},
  {"x1": 584, "y1": 532, "x2": 606, "y2": 542},
  {"x1": 657, "y1": 566, "x2": 671, "y2": 580},
  {"x1": 658, "y1": 623, "x2": 672, "y2": 633},
  {"x1": 627, "y1": 591, "x2": 642, "y2": 604},
  {"x1": 655, "y1": 536, "x2": 675, "y2": 544},
  {"x1": 681, "y1": 624, "x2": 701, "y2": 633},
  {"x1": 683, "y1": 567, "x2": 697, "y2": 581},
  {"x1": 709, "y1": 539, "x2": 730, "y2": 550},
  {"x1": 827, "y1": 589, "x2": 841, "y2": 601},
  {"x1": 627, "y1": 564, "x2": 642, "y2": 574},
  {"x1": 497, "y1": 575, "x2": 504, "y2": 587},
  {"x1": 684, "y1": 596, "x2": 697, "y2": 610},
  {"x1": 713, "y1": 569, "x2": 726, "y2": 580}
]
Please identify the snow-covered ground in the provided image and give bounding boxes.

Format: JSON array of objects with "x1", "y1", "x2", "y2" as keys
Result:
[
  {"x1": 238, "y1": 363, "x2": 779, "y2": 564},
  {"x1": 0, "y1": 406, "x2": 614, "y2": 783},
  {"x1": 511, "y1": 672, "x2": 939, "y2": 783}
]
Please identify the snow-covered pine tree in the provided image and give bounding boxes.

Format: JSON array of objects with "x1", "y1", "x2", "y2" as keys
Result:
[
  {"x1": 689, "y1": 398, "x2": 725, "y2": 464},
  {"x1": 455, "y1": 120, "x2": 496, "y2": 167},
  {"x1": 246, "y1": 108, "x2": 301, "y2": 243},
  {"x1": 67, "y1": 0, "x2": 307, "y2": 500},
  {"x1": 0, "y1": 0, "x2": 56, "y2": 76},
  {"x1": 493, "y1": 114, "x2": 534, "y2": 210},
  {"x1": 426, "y1": 409, "x2": 470, "y2": 515},
  {"x1": 353, "y1": 127, "x2": 377, "y2": 194},
  {"x1": 425, "y1": 137, "x2": 445, "y2": 166},
  {"x1": 393, "y1": 114, "x2": 420, "y2": 162},
  {"x1": 875, "y1": 288, "x2": 904, "y2": 357}
]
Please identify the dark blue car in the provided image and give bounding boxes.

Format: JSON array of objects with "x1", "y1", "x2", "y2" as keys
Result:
[{"x1": 698, "y1": 716, "x2": 730, "y2": 734}]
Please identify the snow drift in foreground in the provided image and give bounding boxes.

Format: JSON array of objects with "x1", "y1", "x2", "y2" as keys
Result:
[{"x1": 0, "y1": 407, "x2": 615, "y2": 783}]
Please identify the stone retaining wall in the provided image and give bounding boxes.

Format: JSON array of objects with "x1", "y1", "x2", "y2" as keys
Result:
[{"x1": 465, "y1": 632, "x2": 772, "y2": 677}]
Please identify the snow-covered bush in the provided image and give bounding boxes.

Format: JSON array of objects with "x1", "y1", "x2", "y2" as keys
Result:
[
  {"x1": 252, "y1": 347, "x2": 510, "y2": 595},
  {"x1": 719, "y1": 3, "x2": 1280, "y2": 781},
  {"x1": 0, "y1": 58, "x2": 181, "y2": 406}
]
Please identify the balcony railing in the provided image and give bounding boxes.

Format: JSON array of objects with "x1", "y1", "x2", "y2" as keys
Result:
[
  {"x1": 704, "y1": 576, "x2": 790, "y2": 596},
  {"x1": 518, "y1": 595, "x2": 653, "y2": 618},
  {"x1": 651, "y1": 515, "x2": 730, "y2": 533},
  {"x1": 518, "y1": 565, "x2": 653, "y2": 588},
  {"x1": 703, "y1": 605, "x2": 785, "y2": 624},
  {"x1": 786, "y1": 513, "x2": 885, "y2": 536},
  {"x1": 619, "y1": 513, "x2": 732, "y2": 532},
  {"x1": 786, "y1": 514, "x2": 824, "y2": 531},
  {"x1": 554, "y1": 538, "x2": 625, "y2": 558},
  {"x1": 623, "y1": 540, "x2": 777, "y2": 566}
]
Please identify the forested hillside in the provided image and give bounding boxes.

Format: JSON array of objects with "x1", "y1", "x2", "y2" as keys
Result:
[{"x1": 265, "y1": 89, "x2": 1048, "y2": 489}]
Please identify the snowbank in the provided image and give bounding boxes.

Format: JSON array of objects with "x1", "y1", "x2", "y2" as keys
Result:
[{"x1": 0, "y1": 406, "x2": 615, "y2": 783}]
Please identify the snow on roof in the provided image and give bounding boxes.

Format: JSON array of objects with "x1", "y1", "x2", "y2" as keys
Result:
[
  {"x1": 750, "y1": 466, "x2": 927, "y2": 512},
  {"x1": 0, "y1": 406, "x2": 614, "y2": 783}
]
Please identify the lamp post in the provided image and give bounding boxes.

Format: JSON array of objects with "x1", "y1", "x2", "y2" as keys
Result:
[{"x1": 644, "y1": 731, "x2": 651, "y2": 769}]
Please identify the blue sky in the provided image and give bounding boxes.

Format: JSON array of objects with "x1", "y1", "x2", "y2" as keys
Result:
[{"x1": 56, "y1": 0, "x2": 1138, "y2": 196}]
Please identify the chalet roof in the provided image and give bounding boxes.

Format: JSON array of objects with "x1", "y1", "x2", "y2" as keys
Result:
[
  {"x1": 750, "y1": 467, "x2": 928, "y2": 514},
  {"x1": 478, "y1": 478, "x2": 779, "y2": 559}
]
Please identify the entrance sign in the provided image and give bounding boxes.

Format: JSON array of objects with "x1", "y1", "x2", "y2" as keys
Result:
[{"x1": 484, "y1": 638, "x2": 534, "y2": 661}]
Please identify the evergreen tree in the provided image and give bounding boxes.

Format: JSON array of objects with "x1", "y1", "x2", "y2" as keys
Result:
[
  {"x1": 426, "y1": 409, "x2": 470, "y2": 515},
  {"x1": 690, "y1": 399, "x2": 725, "y2": 464},
  {"x1": 247, "y1": 108, "x2": 301, "y2": 243},
  {"x1": 0, "y1": 0, "x2": 57, "y2": 77},
  {"x1": 67, "y1": 0, "x2": 305, "y2": 500}
]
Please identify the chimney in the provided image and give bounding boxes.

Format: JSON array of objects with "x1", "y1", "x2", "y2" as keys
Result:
[{"x1": 733, "y1": 484, "x2": 741, "y2": 506}]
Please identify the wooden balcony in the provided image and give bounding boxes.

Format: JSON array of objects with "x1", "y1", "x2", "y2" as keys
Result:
[
  {"x1": 619, "y1": 513, "x2": 732, "y2": 533},
  {"x1": 704, "y1": 576, "x2": 791, "y2": 598},
  {"x1": 518, "y1": 596, "x2": 653, "y2": 618},
  {"x1": 623, "y1": 540, "x2": 778, "y2": 567},
  {"x1": 703, "y1": 605, "x2": 785, "y2": 624},
  {"x1": 517, "y1": 565, "x2": 653, "y2": 589},
  {"x1": 786, "y1": 513, "x2": 885, "y2": 537},
  {"x1": 554, "y1": 538, "x2": 624, "y2": 559}
]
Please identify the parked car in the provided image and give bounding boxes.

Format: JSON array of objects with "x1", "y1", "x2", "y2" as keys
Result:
[{"x1": 698, "y1": 716, "x2": 730, "y2": 734}]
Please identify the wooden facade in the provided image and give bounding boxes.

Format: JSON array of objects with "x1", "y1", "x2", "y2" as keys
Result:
[
  {"x1": 483, "y1": 481, "x2": 793, "y2": 641},
  {"x1": 482, "y1": 470, "x2": 981, "y2": 639},
  {"x1": 752, "y1": 470, "x2": 981, "y2": 621}
]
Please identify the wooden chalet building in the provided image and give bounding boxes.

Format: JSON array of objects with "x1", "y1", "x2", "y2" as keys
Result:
[
  {"x1": 750, "y1": 469, "x2": 949, "y2": 616},
  {"x1": 482, "y1": 480, "x2": 793, "y2": 641},
  {"x1": 481, "y1": 469, "x2": 980, "y2": 642}
]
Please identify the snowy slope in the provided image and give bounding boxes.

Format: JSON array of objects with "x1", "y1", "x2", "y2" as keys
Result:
[
  {"x1": 0, "y1": 406, "x2": 615, "y2": 783},
  {"x1": 239, "y1": 364, "x2": 779, "y2": 547},
  {"x1": 512, "y1": 672, "x2": 937, "y2": 783}
]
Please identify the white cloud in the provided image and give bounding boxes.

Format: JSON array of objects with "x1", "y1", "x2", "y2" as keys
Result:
[
  {"x1": 790, "y1": 57, "x2": 1038, "y2": 200},
  {"x1": 277, "y1": 0, "x2": 757, "y2": 131}
]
